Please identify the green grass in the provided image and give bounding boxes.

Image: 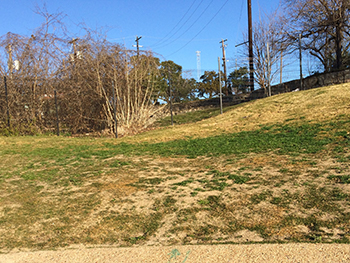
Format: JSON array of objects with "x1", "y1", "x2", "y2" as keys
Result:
[
  {"x1": 101, "y1": 121, "x2": 346, "y2": 159},
  {"x1": 1, "y1": 89, "x2": 350, "y2": 250},
  {"x1": 2, "y1": 119, "x2": 347, "y2": 167},
  {"x1": 153, "y1": 106, "x2": 229, "y2": 127}
]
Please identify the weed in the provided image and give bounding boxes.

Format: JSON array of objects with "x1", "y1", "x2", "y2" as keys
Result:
[
  {"x1": 148, "y1": 188, "x2": 155, "y2": 194},
  {"x1": 250, "y1": 190, "x2": 273, "y2": 204},
  {"x1": 328, "y1": 175, "x2": 350, "y2": 184},
  {"x1": 129, "y1": 177, "x2": 165, "y2": 188},
  {"x1": 163, "y1": 196, "x2": 177, "y2": 207},
  {"x1": 173, "y1": 178, "x2": 194, "y2": 186},
  {"x1": 198, "y1": 199, "x2": 210, "y2": 206},
  {"x1": 110, "y1": 160, "x2": 131, "y2": 167},
  {"x1": 228, "y1": 174, "x2": 250, "y2": 184},
  {"x1": 279, "y1": 168, "x2": 289, "y2": 174}
]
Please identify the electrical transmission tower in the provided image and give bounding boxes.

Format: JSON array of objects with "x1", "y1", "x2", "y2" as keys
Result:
[{"x1": 196, "y1": 51, "x2": 201, "y2": 81}]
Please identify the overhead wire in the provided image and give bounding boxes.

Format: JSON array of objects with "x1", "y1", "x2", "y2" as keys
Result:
[
  {"x1": 151, "y1": 0, "x2": 204, "y2": 47},
  {"x1": 166, "y1": 0, "x2": 229, "y2": 57},
  {"x1": 150, "y1": 0, "x2": 199, "y2": 47},
  {"x1": 153, "y1": 0, "x2": 215, "y2": 49}
]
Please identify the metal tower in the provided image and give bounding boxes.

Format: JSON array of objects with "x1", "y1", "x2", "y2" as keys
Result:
[{"x1": 196, "y1": 51, "x2": 201, "y2": 81}]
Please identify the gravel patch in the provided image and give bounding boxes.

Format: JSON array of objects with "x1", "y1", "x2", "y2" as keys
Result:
[{"x1": 1, "y1": 243, "x2": 350, "y2": 262}]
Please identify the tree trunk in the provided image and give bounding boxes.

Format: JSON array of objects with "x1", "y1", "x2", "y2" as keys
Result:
[{"x1": 335, "y1": 24, "x2": 343, "y2": 69}]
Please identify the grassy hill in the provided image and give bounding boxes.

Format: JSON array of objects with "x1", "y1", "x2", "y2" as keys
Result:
[{"x1": 0, "y1": 84, "x2": 349, "y2": 251}]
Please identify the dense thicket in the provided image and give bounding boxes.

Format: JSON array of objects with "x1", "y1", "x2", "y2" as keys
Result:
[{"x1": 0, "y1": 9, "x2": 199, "y2": 135}]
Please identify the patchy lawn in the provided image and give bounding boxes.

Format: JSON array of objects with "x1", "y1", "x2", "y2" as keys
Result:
[{"x1": 0, "y1": 84, "x2": 350, "y2": 251}]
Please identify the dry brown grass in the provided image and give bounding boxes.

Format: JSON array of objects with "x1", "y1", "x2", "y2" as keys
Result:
[
  {"x1": 1, "y1": 83, "x2": 350, "y2": 251},
  {"x1": 122, "y1": 84, "x2": 350, "y2": 143}
]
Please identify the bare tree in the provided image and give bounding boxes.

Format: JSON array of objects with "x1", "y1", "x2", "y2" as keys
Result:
[
  {"x1": 283, "y1": 0, "x2": 350, "y2": 72},
  {"x1": 242, "y1": 10, "x2": 288, "y2": 95},
  {"x1": 59, "y1": 28, "x2": 164, "y2": 135},
  {"x1": 0, "y1": 6, "x2": 67, "y2": 133},
  {"x1": 0, "y1": 6, "x2": 164, "y2": 136}
]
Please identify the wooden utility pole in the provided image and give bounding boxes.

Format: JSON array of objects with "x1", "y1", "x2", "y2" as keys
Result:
[
  {"x1": 267, "y1": 42, "x2": 271, "y2": 97},
  {"x1": 112, "y1": 81, "x2": 118, "y2": 138},
  {"x1": 218, "y1": 57, "x2": 223, "y2": 114},
  {"x1": 54, "y1": 90, "x2": 60, "y2": 136},
  {"x1": 4, "y1": 76, "x2": 10, "y2": 127},
  {"x1": 6, "y1": 44, "x2": 13, "y2": 78},
  {"x1": 168, "y1": 68, "x2": 174, "y2": 126},
  {"x1": 69, "y1": 38, "x2": 79, "y2": 62},
  {"x1": 220, "y1": 39, "x2": 228, "y2": 95},
  {"x1": 247, "y1": 0, "x2": 254, "y2": 91},
  {"x1": 134, "y1": 36, "x2": 143, "y2": 57},
  {"x1": 299, "y1": 33, "x2": 303, "y2": 90},
  {"x1": 69, "y1": 38, "x2": 79, "y2": 54},
  {"x1": 280, "y1": 50, "x2": 283, "y2": 85}
]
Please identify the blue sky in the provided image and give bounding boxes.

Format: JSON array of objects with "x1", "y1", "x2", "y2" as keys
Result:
[{"x1": 1, "y1": 0, "x2": 297, "y2": 81}]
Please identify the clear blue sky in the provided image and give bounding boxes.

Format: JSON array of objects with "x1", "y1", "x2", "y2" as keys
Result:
[{"x1": 1, "y1": 0, "x2": 286, "y2": 80}]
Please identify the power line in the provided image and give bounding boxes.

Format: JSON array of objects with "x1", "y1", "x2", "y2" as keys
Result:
[
  {"x1": 166, "y1": 0, "x2": 229, "y2": 57},
  {"x1": 153, "y1": 0, "x2": 215, "y2": 49},
  {"x1": 150, "y1": 0, "x2": 200, "y2": 47},
  {"x1": 151, "y1": 0, "x2": 204, "y2": 48}
]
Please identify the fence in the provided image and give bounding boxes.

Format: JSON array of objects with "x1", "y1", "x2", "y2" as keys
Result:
[
  {"x1": 2, "y1": 68, "x2": 349, "y2": 136},
  {"x1": 0, "y1": 75, "x2": 165, "y2": 137},
  {"x1": 248, "y1": 69, "x2": 350, "y2": 100}
]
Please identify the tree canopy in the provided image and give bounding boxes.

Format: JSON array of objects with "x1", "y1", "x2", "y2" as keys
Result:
[
  {"x1": 154, "y1": 60, "x2": 197, "y2": 103},
  {"x1": 228, "y1": 67, "x2": 249, "y2": 94},
  {"x1": 283, "y1": 0, "x2": 350, "y2": 71},
  {"x1": 198, "y1": 70, "x2": 222, "y2": 99}
]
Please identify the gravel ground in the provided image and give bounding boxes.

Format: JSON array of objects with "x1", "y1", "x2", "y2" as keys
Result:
[{"x1": 1, "y1": 244, "x2": 350, "y2": 263}]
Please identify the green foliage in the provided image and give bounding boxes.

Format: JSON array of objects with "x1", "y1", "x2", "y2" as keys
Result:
[
  {"x1": 198, "y1": 70, "x2": 222, "y2": 98},
  {"x1": 228, "y1": 67, "x2": 249, "y2": 94},
  {"x1": 154, "y1": 60, "x2": 197, "y2": 103}
]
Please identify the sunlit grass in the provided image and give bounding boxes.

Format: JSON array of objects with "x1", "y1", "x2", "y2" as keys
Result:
[{"x1": 0, "y1": 83, "x2": 350, "y2": 251}]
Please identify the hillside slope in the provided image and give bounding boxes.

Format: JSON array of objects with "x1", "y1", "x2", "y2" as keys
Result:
[
  {"x1": 124, "y1": 83, "x2": 350, "y2": 143},
  {"x1": 0, "y1": 83, "x2": 349, "y2": 252}
]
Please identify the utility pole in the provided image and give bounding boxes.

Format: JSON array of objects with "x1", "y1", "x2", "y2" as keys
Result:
[
  {"x1": 112, "y1": 81, "x2": 118, "y2": 138},
  {"x1": 69, "y1": 38, "x2": 79, "y2": 62},
  {"x1": 247, "y1": 0, "x2": 254, "y2": 92},
  {"x1": 54, "y1": 90, "x2": 60, "y2": 136},
  {"x1": 168, "y1": 67, "x2": 174, "y2": 126},
  {"x1": 6, "y1": 44, "x2": 13, "y2": 78},
  {"x1": 220, "y1": 39, "x2": 228, "y2": 95},
  {"x1": 299, "y1": 33, "x2": 303, "y2": 90},
  {"x1": 267, "y1": 42, "x2": 271, "y2": 97},
  {"x1": 280, "y1": 50, "x2": 283, "y2": 85},
  {"x1": 69, "y1": 38, "x2": 79, "y2": 54},
  {"x1": 218, "y1": 57, "x2": 223, "y2": 114},
  {"x1": 4, "y1": 76, "x2": 10, "y2": 127},
  {"x1": 133, "y1": 36, "x2": 143, "y2": 57}
]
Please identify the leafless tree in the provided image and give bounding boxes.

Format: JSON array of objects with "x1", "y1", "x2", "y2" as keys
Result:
[
  {"x1": 0, "y1": 6, "x2": 67, "y2": 133},
  {"x1": 283, "y1": 0, "x2": 350, "y2": 72},
  {"x1": 57, "y1": 28, "x2": 164, "y2": 135},
  {"x1": 242, "y1": 10, "x2": 288, "y2": 95},
  {"x1": 0, "y1": 7, "x2": 164, "y2": 136}
]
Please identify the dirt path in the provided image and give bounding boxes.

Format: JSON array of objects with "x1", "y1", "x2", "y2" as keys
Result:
[{"x1": 1, "y1": 243, "x2": 350, "y2": 263}]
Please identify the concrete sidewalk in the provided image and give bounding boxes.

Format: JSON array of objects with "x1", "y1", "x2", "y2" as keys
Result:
[{"x1": 1, "y1": 243, "x2": 350, "y2": 263}]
